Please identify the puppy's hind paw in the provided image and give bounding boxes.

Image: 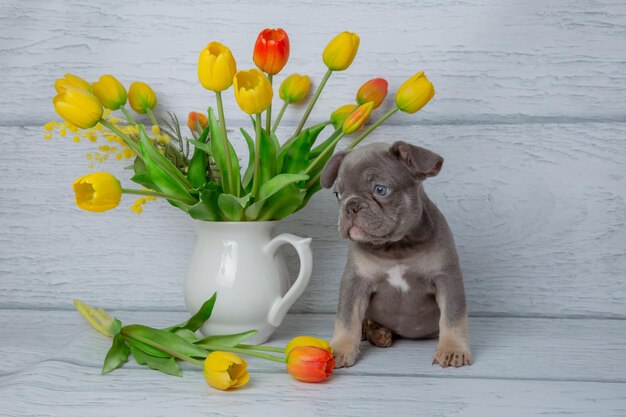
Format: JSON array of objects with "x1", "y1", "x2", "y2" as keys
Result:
[
  {"x1": 331, "y1": 338, "x2": 360, "y2": 368},
  {"x1": 432, "y1": 345, "x2": 472, "y2": 368}
]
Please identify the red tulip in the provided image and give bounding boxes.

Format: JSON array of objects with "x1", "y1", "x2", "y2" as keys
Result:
[
  {"x1": 253, "y1": 28, "x2": 290, "y2": 75},
  {"x1": 286, "y1": 346, "x2": 335, "y2": 383},
  {"x1": 187, "y1": 111, "x2": 208, "y2": 133},
  {"x1": 356, "y1": 78, "x2": 388, "y2": 109}
]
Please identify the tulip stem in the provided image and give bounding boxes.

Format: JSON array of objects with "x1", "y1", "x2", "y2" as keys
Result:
[
  {"x1": 121, "y1": 188, "x2": 197, "y2": 205},
  {"x1": 236, "y1": 344, "x2": 285, "y2": 353},
  {"x1": 215, "y1": 91, "x2": 236, "y2": 195},
  {"x1": 347, "y1": 107, "x2": 399, "y2": 150},
  {"x1": 304, "y1": 129, "x2": 344, "y2": 176},
  {"x1": 121, "y1": 330, "x2": 205, "y2": 367},
  {"x1": 99, "y1": 118, "x2": 143, "y2": 159},
  {"x1": 293, "y1": 68, "x2": 333, "y2": 138},
  {"x1": 271, "y1": 101, "x2": 289, "y2": 136},
  {"x1": 266, "y1": 74, "x2": 273, "y2": 134},
  {"x1": 119, "y1": 105, "x2": 137, "y2": 126},
  {"x1": 252, "y1": 113, "x2": 262, "y2": 197},
  {"x1": 203, "y1": 345, "x2": 285, "y2": 363},
  {"x1": 146, "y1": 108, "x2": 160, "y2": 132}
]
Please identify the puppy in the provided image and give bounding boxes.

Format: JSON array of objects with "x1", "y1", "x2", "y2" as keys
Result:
[{"x1": 321, "y1": 141, "x2": 471, "y2": 368}]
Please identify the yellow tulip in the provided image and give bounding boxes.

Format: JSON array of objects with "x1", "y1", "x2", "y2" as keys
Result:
[
  {"x1": 128, "y1": 82, "x2": 157, "y2": 114},
  {"x1": 92, "y1": 75, "x2": 127, "y2": 110},
  {"x1": 285, "y1": 336, "x2": 334, "y2": 357},
  {"x1": 55, "y1": 73, "x2": 93, "y2": 94},
  {"x1": 73, "y1": 172, "x2": 122, "y2": 212},
  {"x1": 198, "y1": 42, "x2": 237, "y2": 92},
  {"x1": 53, "y1": 87, "x2": 103, "y2": 129},
  {"x1": 395, "y1": 71, "x2": 435, "y2": 114},
  {"x1": 330, "y1": 104, "x2": 357, "y2": 130},
  {"x1": 233, "y1": 69, "x2": 273, "y2": 115},
  {"x1": 203, "y1": 351, "x2": 250, "y2": 390},
  {"x1": 322, "y1": 32, "x2": 360, "y2": 71},
  {"x1": 342, "y1": 101, "x2": 374, "y2": 134},
  {"x1": 279, "y1": 74, "x2": 311, "y2": 104}
]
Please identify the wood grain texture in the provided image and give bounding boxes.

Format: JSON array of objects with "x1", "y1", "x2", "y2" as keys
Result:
[
  {"x1": 2, "y1": 122, "x2": 625, "y2": 316},
  {"x1": 0, "y1": 311, "x2": 625, "y2": 417},
  {"x1": 1, "y1": 0, "x2": 625, "y2": 125},
  {"x1": 1, "y1": 311, "x2": 626, "y2": 383}
]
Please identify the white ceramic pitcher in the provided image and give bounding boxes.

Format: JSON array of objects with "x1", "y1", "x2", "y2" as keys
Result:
[{"x1": 184, "y1": 220, "x2": 313, "y2": 344}]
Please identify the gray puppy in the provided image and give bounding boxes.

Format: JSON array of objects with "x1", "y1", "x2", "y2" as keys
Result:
[{"x1": 321, "y1": 141, "x2": 472, "y2": 368}]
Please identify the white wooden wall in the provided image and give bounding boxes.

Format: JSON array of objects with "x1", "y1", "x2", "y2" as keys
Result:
[{"x1": 1, "y1": 0, "x2": 625, "y2": 319}]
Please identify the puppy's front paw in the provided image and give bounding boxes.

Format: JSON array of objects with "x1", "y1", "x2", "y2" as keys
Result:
[
  {"x1": 432, "y1": 340, "x2": 472, "y2": 368},
  {"x1": 331, "y1": 337, "x2": 360, "y2": 368}
]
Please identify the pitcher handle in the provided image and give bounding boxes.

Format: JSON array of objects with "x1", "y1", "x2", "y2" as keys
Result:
[{"x1": 264, "y1": 233, "x2": 313, "y2": 327}]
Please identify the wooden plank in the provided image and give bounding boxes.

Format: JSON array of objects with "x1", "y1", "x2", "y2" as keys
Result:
[
  {"x1": 1, "y1": 0, "x2": 625, "y2": 124},
  {"x1": 1, "y1": 123, "x2": 624, "y2": 317},
  {"x1": 0, "y1": 361, "x2": 624, "y2": 417},
  {"x1": 1, "y1": 311, "x2": 625, "y2": 384}
]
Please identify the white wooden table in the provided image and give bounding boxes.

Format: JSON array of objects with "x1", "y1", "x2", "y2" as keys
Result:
[{"x1": 1, "y1": 1, "x2": 625, "y2": 416}]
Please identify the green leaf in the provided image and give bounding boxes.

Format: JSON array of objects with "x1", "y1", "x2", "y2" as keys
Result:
[
  {"x1": 110, "y1": 318, "x2": 122, "y2": 336},
  {"x1": 124, "y1": 335, "x2": 170, "y2": 358},
  {"x1": 309, "y1": 128, "x2": 342, "y2": 160},
  {"x1": 240, "y1": 128, "x2": 255, "y2": 190},
  {"x1": 101, "y1": 333, "x2": 130, "y2": 374},
  {"x1": 187, "y1": 126, "x2": 211, "y2": 189},
  {"x1": 164, "y1": 293, "x2": 217, "y2": 333},
  {"x1": 258, "y1": 185, "x2": 306, "y2": 221},
  {"x1": 123, "y1": 324, "x2": 208, "y2": 358},
  {"x1": 138, "y1": 126, "x2": 196, "y2": 208},
  {"x1": 130, "y1": 172, "x2": 156, "y2": 189},
  {"x1": 245, "y1": 174, "x2": 308, "y2": 220},
  {"x1": 187, "y1": 182, "x2": 222, "y2": 221},
  {"x1": 129, "y1": 346, "x2": 182, "y2": 377},
  {"x1": 174, "y1": 329, "x2": 199, "y2": 343},
  {"x1": 194, "y1": 330, "x2": 257, "y2": 349},
  {"x1": 209, "y1": 107, "x2": 241, "y2": 196},
  {"x1": 251, "y1": 116, "x2": 280, "y2": 153},
  {"x1": 258, "y1": 173, "x2": 309, "y2": 201},
  {"x1": 277, "y1": 130, "x2": 309, "y2": 174},
  {"x1": 218, "y1": 193, "x2": 251, "y2": 221}
]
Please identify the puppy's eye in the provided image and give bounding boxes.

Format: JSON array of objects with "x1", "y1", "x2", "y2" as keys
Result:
[{"x1": 373, "y1": 184, "x2": 388, "y2": 196}]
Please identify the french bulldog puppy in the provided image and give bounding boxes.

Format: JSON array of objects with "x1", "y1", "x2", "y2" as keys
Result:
[{"x1": 321, "y1": 141, "x2": 471, "y2": 368}]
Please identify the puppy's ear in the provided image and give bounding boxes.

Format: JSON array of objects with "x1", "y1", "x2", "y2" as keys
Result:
[
  {"x1": 321, "y1": 151, "x2": 347, "y2": 188},
  {"x1": 390, "y1": 141, "x2": 443, "y2": 179}
]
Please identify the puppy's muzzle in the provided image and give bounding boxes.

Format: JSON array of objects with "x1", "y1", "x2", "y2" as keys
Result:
[{"x1": 343, "y1": 197, "x2": 368, "y2": 218}]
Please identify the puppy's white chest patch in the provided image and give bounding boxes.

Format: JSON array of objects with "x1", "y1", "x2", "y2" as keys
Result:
[{"x1": 386, "y1": 265, "x2": 410, "y2": 293}]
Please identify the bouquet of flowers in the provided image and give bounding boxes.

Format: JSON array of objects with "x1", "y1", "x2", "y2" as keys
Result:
[{"x1": 47, "y1": 28, "x2": 434, "y2": 220}]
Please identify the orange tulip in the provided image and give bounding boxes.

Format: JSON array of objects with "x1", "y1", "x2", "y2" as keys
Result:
[
  {"x1": 253, "y1": 28, "x2": 290, "y2": 75},
  {"x1": 342, "y1": 101, "x2": 374, "y2": 134},
  {"x1": 356, "y1": 78, "x2": 388, "y2": 109},
  {"x1": 286, "y1": 346, "x2": 335, "y2": 383},
  {"x1": 187, "y1": 111, "x2": 208, "y2": 133}
]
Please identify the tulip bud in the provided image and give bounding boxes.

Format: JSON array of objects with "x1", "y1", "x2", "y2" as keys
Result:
[
  {"x1": 356, "y1": 78, "x2": 388, "y2": 109},
  {"x1": 330, "y1": 104, "x2": 357, "y2": 130},
  {"x1": 198, "y1": 42, "x2": 237, "y2": 92},
  {"x1": 53, "y1": 87, "x2": 103, "y2": 129},
  {"x1": 92, "y1": 75, "x2": 127, "y2": 110},
  {"x1": 187, "y1": 111, "x2": 208, "y2": 133},
  {"x1": 128, "y1": 82, "x2": 157, "y2": 114},
  {"x1": 395, "y1": 71, "x2": 435, "y2": 114},
  {"x1": 279, "y1": 74, "x2": 311, "y2": 104},
  {"x1": 203, "y1": 351, "x2": 250, "y2": 390},
  {"x1": 233, "y1": 69, "x2": 273, "y2": 115},
  {"x1": 73, "y1": 172, "x2": 122, "y2": 212},
  {"x1": 253, "y1": 28, "x2": 290, "y2": 75},
  {"x1": 285, "y1": 336, "x2": 334, "y2": 357},
  {"x1": 55, "y1": 73, "x2": 93, "y2": 94},
  {"x1": 342, "y1": 101, "x2": 374, "y2": 134},
  {"x1": 323, "y1": 32, "x2": 360, "y2": 71},
  {"x1": 286, "y1": 346, "x2": 335, "y2": 383}
]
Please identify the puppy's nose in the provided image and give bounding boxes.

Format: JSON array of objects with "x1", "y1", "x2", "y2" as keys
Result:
[{"x1": 344, "y1": 198, "x2": 366, "y2": 217}]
